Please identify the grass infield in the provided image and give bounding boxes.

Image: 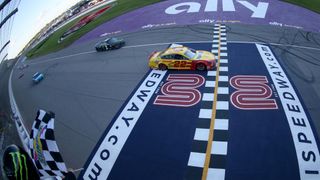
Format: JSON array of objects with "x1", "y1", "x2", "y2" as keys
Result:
[
  {"x1": 26, "y1": 0, "x2": 162, "y2": 58},
  {"x1": 282, "y1": 0, "x2": 320, "y2": 14}
]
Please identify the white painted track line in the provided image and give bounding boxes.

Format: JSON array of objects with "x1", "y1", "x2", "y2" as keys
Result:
[{"x1": 28, "y1": 40, "x2": 320, "y2": 66}]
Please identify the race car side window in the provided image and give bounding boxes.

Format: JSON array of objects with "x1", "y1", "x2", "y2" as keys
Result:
[
  {"x1": 108, "y1": 38, "x2": 117, "y2": 43},
  {"x1": 161, "y1": 55, "x2": 174, "y2": 59},
  {"x1": 174, "y1": 54, "x2": 189, "y2": 60},
  {"x1": 161, "y1": 55, "x2": 168, "y2": 59}
]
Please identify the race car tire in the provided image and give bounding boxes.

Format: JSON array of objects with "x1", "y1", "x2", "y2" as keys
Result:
[
  {"x1": 158, "y1": 64, "x2": 167, "y2": 71},
  {"x1": 196, "y1": 63, "x2": 206, "y2": 71}
]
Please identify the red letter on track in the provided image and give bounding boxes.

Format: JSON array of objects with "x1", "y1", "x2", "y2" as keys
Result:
[
  {"x1": 154, "y1": 74, "x2": 204, "y2": 107},
  {"x1": 230, "y1": 75, "x2": 278, "y2": 110}
]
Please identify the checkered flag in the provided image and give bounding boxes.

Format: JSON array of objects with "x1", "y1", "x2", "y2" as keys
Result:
[{"x1": 29, "y1": 110, "x2": 68, "y2": 178}]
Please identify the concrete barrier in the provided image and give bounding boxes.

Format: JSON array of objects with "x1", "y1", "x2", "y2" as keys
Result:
[{"x1": 8, "y1": 56, "x2": 30, "y2": 155}]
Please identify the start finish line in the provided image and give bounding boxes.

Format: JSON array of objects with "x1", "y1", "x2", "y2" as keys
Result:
[{"x1": 80, "y1": 42, "x2": 320, "y2": 180}]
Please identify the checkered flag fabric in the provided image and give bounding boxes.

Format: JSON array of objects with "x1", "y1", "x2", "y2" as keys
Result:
[{"x1": 29, "y1": 110, "x2": 68, "y2": 178}]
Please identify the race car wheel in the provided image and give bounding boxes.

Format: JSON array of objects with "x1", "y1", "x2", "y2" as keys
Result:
[
  {"x1": 196, "y1": 63, "x2": 206, "y2": 71},
  {"x1": 158, "y1": 64, "x2": 167, "y2": 71}
]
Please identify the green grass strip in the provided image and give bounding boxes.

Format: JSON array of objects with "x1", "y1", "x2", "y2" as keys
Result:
[
  {"x1": 27, "y1": 0, "x2": 162, "y2": 58},
  {"x1": 282, "y1": 0, "x2": 320, "y2": 14}
]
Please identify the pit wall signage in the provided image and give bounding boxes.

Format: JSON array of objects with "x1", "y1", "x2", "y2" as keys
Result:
[{"x1": 165, "y1": 0, "x2": 269, "y2": 18}]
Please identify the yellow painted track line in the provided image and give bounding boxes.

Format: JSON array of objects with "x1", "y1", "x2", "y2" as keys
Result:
[{"x1": 201, "y1": 24, "x2": 221, "y2": 180}]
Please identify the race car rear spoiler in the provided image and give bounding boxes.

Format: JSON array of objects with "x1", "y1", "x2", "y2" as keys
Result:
[{"x1": 168, "y1": 43, "x2": 183, "y2": 48}]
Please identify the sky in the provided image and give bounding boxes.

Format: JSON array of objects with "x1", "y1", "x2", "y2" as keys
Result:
[{"x1": 7, "y1": 0, "x2": 82, "y2": 59}]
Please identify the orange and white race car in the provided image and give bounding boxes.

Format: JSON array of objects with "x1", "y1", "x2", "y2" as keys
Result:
[{"x1": 148, "y1": 46, "x2": 216, "y2": 70}]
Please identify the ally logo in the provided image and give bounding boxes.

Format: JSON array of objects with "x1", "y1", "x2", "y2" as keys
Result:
[{"x1": 165, "y1": 0, "x2": 269, "y2": 18}]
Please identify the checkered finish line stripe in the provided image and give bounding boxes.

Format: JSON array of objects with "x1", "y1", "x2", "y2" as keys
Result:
[
  {"x1": 186, "y1": 24, "x2": 229, "y2": 180},
  {"x1": 29, "y1": 110, "x2": 68, "y2": 178}
]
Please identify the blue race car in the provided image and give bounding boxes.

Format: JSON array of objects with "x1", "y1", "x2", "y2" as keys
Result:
[{"x1": 32, "y1": 72, "x2": 44, "y2": 84}]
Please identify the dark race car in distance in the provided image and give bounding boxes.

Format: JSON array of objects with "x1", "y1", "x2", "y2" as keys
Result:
[{"x1": 95, "y1": 37, "x2": 125, "y2": 52}]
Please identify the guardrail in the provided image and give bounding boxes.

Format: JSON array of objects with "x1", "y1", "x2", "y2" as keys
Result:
[{"x1": 8, "y1": 57, "x2": 31, "y2": 155}]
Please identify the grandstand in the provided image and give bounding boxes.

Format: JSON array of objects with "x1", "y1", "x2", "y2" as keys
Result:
[{"x1": 0, "y1": 0, "x2": 21, "y2": 63}]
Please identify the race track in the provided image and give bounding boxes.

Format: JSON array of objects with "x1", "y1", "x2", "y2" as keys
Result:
[
  {"x1": 11, "y1": 24, "x2": 215, "y2": 170},
  {"x1": 11, "y1": 24, "x2": 320, "y2": 178}
]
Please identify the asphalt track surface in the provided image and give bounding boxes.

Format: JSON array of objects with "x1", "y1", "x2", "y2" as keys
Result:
[{"x1": 11, "y1": 24, "x2": 320, "y2": 175}]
